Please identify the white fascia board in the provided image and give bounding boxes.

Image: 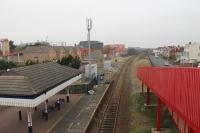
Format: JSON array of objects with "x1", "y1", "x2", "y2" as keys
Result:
[{"x1": 0, "y1": 74, "x2": 81, "y2": 108}]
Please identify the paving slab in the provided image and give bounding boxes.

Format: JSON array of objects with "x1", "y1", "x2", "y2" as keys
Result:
[{"x1": 0, "y1": 94, "x2": 82, "y2": 133}]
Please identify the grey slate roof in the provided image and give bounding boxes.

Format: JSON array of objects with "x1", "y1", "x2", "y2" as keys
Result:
[
  {"x1": 0, "y1": 62, "x2": 80, "y2": 98},
  {"x1": 22, "y1": 46, "x2": 54, "y2": 53},
  {"x1": 148, "y1": 55, "x2": 166, "y2": 66}
]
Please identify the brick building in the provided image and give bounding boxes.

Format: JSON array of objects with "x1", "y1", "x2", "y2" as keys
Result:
[
  {"x1": 22, "y1": 46, "x2": 81, "y2": 63},
  {"x1": 80, "y1": 48, "x2": 90, "y2": 59},
  {"x1": 22, "y1": 46, "x2": 57, "y2": 63},
  {"x1": 103, "y1": 44, "x2": 125, "y2": 57}
]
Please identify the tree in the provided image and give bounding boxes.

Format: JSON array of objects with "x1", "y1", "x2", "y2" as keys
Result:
[
  {"x1": 60, "y1": 55, "x2": 73, "y2": 66},
  {"x1": 0, "y1": 60, "x2": 17, "y2": 70},
  {"x1": 7, "y1": 61, "x2": 17, "y2": 69},
  {"x1": 25, "y1": 60, "x2": 37, "y2": 66},
  {"x1": 58, "y1": 55, "x2": 81, "y2": 69},
  {"x1": 33, "y1": 41, "x2": 50, "y2": 46},
  {"x1": 127, "y1": 48, "x2": 138, "y2": 55},
  {"x1": 9, "y1": 40, "x2": 17, "y2": 51},
  {"x1": 71, "y1": 56, "x2": 81, "y2": 69},
  {"x1": 0, "y1": 60, "x2": 8, "y2": 70}
]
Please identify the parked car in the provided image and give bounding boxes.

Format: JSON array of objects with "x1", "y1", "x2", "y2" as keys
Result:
[{"x1": 164, "y1": 61, "x2": 169, "y2": 66}]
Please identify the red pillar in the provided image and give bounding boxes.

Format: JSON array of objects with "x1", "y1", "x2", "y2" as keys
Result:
[
  {"x1": 146, "y1": 88, "x2": 150, "y2": 106},
  {"x1": 188, "y1": 127, "x2": 195, "y2": 133},
  {"x1": 142, "y1": 82, "x2": 144, "y2": 93},
  {"x1": 156, "y1": 98, "x2": 162, "y2": 131}
]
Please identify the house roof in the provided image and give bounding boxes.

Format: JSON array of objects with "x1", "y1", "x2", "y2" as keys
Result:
[
  {"x1": 0, "y1": 62, "x2": 80, "y2": 98},
  {"x1": 22, "y1": 46, "x2": 54, "y2": 54},
  {"x1": 53, "y1": 46, "x2": 66, "y2": 53},
  {"x1": 23, "y1": 45, "x2": 79, "y2": 54}
]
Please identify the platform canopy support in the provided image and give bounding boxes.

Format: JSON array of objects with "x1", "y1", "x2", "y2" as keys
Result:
[
  {"x1": 18, "y1": 110, "x2": 22, "y2": 121},
  {"x1": 27, "y1": 109, "x2": 32, "y2": 133},
  {"x1": 66, "y1": 89, "x2": 70, "y2": 103},
  {"x1": 44, "y1": 101, "x2": 48, "y2": 121}
]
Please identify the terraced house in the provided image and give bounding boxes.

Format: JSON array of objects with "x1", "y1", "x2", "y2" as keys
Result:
[{"x1": 22, "y1": 46, "x2": 81, "y2": 63}]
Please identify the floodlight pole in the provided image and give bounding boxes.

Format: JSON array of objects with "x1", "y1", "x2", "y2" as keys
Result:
[{"x1": 87, "y1": 18, "x2": 92, "y2": 78}]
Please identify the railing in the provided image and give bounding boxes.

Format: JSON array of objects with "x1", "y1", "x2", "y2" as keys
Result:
[{"x1": 137, "y1": 66, "x2": 200, "y2": 132}]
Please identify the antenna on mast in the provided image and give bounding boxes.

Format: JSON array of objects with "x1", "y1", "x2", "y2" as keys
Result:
[{"x1": 45, "y1": 35, "x2": 48, "y2": 42}]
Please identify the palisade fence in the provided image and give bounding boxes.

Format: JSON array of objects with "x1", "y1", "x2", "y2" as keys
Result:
[{"x1": 137, "y1": 66, "x2": 200, "y2": 132}]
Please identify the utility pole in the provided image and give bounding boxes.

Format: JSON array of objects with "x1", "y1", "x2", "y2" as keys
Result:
[
  {"x1": 113, "y1": 40, "x2": 115, "y2": 59},
  {"x1": 86, "y1": 18, "x2": 92, "y2": 78},
  {"x1": 45, "y1": 35, "x2": 48, "y2": 42}
]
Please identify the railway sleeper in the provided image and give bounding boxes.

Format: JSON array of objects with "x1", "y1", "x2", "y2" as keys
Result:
[
  {"x1": 108, "y1": 106, "x2": 117, "y2": 109},
  {"x1": 106, "y1": 111, "x2": 117, "y2": 114},
  {"x1": 104, "y1": 115, "x2": 116, "y2": 119},
  {"x1": 102, "y1": 121, "x2": 115, "y2": 125},
  {"x1": 99, "y1": 131, "x2": 113, "y2": 133},
  {"x1": 103, "y1": 121, "x2": 114, "y2": 124},
  {"x1": 103, "y1": 121, "x2": 115, "y2": 124},
  {"x1": 108, "y1": 107, "x2": 118, "y2": 110},
  {"x1": 99, "y1": 130, "x2": 113, "y2": 133},
  {"x1": 107, "y1": 109, "x2": 117, "y2": 112},
  {"x1": 100, "y1": 127, "x2": 113, "y2": 132},
  {"x1": 103, "y1": 120, "x2": 114, "y2": 123},
  {"x1": 105, "y1": 115, "x2": 116, "y2": 117},
  {"x1": 107, "y1": 112, "x2": 117, "y2": 115},
  {"x1": 102, "y1": 124, "x2": 114, "y2": 127},
  {"x1": 102, "y1": 121, "x2": 115, "y2": 124}
]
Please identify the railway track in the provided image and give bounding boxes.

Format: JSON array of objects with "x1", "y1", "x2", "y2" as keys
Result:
[{"x1": 86, "y1": 56, "x2": 133, "y2": 133}]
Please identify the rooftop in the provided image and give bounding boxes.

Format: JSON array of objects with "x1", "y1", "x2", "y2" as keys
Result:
[{"x1": 0, "y1": 62, "x2": 80, "y2": 98}]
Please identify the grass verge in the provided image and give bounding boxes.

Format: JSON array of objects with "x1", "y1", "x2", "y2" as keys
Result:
[{"x1": 129, "y1": 54, "x2": 178, "y2": 133}]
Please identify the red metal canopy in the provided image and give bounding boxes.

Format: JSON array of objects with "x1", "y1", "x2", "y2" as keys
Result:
[{"x1": 137, "y1": 67, "x2": 200, "y2": 133}]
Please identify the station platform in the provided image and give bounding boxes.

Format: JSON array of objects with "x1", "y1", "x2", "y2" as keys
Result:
[{"x1": 49, "y1": 84, "x2": 110, "y2": 133}]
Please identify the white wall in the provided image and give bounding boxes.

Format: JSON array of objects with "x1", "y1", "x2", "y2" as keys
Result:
[
  {"x1": 181, "y1": 43, "x2": 200, "y2": 63},
  {"x1": 188, "y1": 43, "x2": 200, "y2": 62},
  {"x1": 104, "y1": 60, "x2": 112, "y2": 70},
  {"x1": 85, "y1": 64, "x2": 97, "y2": 78}
]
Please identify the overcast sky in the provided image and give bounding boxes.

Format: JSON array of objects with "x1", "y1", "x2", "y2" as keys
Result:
[{"x1": 0, "y1": 0, "x2": 200, "y2": 48}]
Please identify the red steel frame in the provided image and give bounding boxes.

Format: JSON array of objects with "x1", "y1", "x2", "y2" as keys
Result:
[
  {"x1": 137, "y1": 67, "x2": 200, "y2": 133},
  {"x1": 142, "y1": 82, "x2": 144, "y2": 93},
  {"x1": 146, "y1": 88, "x2": 150, "y2": 106},
  {"x1": 156, "y1": 98, "x2": 162, "y2": 131}
]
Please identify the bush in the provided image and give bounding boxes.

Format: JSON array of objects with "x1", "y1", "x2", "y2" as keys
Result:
[
  {"x1": 72, "y1": 56, "x2": 81, "y2": 69},
  {"x1": 58, "y1": 55, "x2": 81, "y2": 69},
  {"x1": 0, "y1": 60, "x2": 17, "y2": 70},
  {"x1": 25, "y1": 60, "x2": 37, "y2": 66}
]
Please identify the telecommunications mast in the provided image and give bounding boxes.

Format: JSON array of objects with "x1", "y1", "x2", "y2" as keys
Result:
[{"x1": 86, "y1": 18, "x2": 92, "y2": 78}]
